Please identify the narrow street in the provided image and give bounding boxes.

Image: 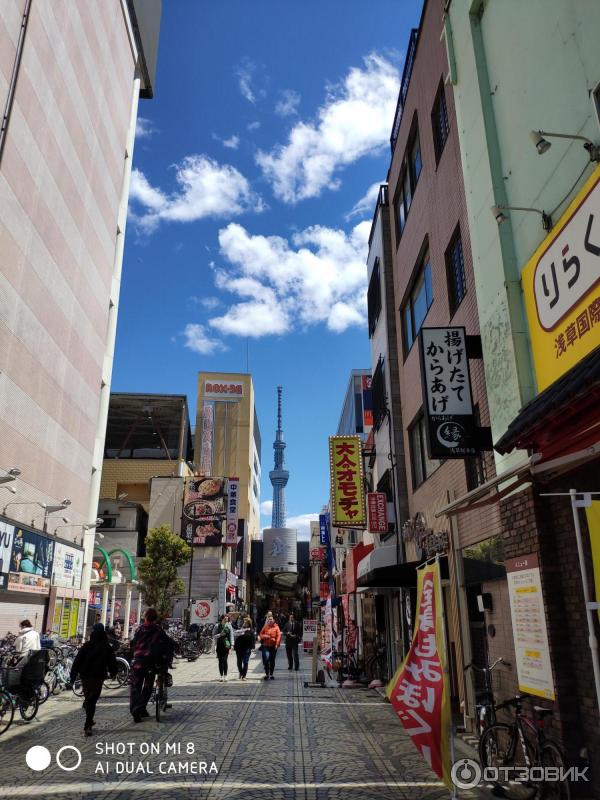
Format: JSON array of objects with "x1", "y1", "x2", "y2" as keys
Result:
[{"x1": 0, "y1": 649, "x2": 460, "y2": 800}]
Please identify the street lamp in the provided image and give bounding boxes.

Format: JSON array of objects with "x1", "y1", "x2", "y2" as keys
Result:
[
  {"x1": 491, "y1": 204, "x2": 553, "y2": 231},
  {"x1": 530, "y1": 129, "x2": 600, "y2": 163},
  {"x1": 3, "y1": 500, "x2": 46, "y2": 516},
  {"x1": 42, "y1": 499, "x2": 72, "y2": 532},
  {"x1": 0, "y1": 467, "x2": 21, "y2": 485}
]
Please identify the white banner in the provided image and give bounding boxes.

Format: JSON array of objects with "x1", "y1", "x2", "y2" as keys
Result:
[
  {"x1": 225, "y1": 477, "x2": 239, "y2": 546},
  {"x1": 52, "y1": 542, "x2": 84, "y2": 589}
]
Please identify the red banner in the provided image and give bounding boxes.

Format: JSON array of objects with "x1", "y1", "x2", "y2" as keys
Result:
[
  {"x1": 386, "y1": 560, "x2": 451, "y2": 788},
  {"x1": 367, "y1": 492, "x2": 388, "y2": 532}
]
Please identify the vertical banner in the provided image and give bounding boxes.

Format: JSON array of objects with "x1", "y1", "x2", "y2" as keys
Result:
[
  {"x1": 321, "y1": 596, "x2": 334, "y2": 671},
  {"x1": 225, "y1": 477, "x2": 239, "y2": 546},
  {"x1": 585, "y1": 501, "x2": 600, "y2": 623},
  {"x1": 200, "y1": 402, "x2": 214, "y2": 475},
  {"x1": 329, "y1": 435, "x2": 366, "y2": 527},
  {"x1": 367, "y1": 492, "x2": 388, "y2": 533},
  {"x1": 386, "y1": 560, "x2": 451, "y2": 788}
]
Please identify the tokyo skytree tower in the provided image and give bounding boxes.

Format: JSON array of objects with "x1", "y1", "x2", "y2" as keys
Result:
[{"x1": 269, "y1": 386, "x2": 289, "y2": 528}]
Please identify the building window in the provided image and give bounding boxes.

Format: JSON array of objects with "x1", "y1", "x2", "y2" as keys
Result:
[
  {"x1": 465, "y1": 405, "x2": 487, "y2": 490},
  {"x1": 367, "y1": 258, "x2": 382, "y2": 337},
  {"x1": 432, "y1": 82, "x2": 450, "y2": 162},
  {"x1": 402, "y1": 251, "x2": 433, "y2": 353},
  {"x1": 372, "y1": 357, "x2": 386, "y2": 430},
  {"x1": 393, "y1": 122, "x2": 422, "y2": 243},
  {"x1": 409, "y1": 413, "x2": 440, "y2": 489},
  {"x1": 446, "y1": 228, "x2": 467, "y2": 314}
]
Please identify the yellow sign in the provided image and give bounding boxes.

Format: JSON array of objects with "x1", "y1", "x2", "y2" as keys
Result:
[
  {"x1": 585, "y1": 501, "x2": 600, "y2": 623},
  {"x1": 329, "y1": 435, "x2": 366, "y2": 527},
  {"x1": 522, "y1": 164, "x2": 600, "y2": 392}
]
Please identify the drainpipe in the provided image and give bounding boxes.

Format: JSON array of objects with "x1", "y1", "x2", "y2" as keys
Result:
[{"x1": 82, "y1": 72, "x2": 140, "y2": 596}]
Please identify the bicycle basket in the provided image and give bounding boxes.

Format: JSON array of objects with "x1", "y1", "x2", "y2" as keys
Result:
[{"x1": 1, "y1": 666, "x2": 23, "y2": 689}]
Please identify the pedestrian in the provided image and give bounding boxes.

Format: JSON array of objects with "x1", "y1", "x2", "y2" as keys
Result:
[
  {"x1": 15, "y1": 620, "x2": 41, "y2": 656},
  {"x1": 69, "y1": 623, "x2": 118, "y2": 736},
  {"x1": 283, "y1": 613, "x2": 303, "y2": 671},
  {"x1": 258, "y1": 611, "x2": 281, "y2": 680},
  {"x1": 129, "y1": 608, "x2": 175, "y2": 723},
  {"x1": 214, "y1": 614, "x2": 232, "y2": 681},
  {"x1": 234, "y1": 617, "x2": 254, "y2": 680}
]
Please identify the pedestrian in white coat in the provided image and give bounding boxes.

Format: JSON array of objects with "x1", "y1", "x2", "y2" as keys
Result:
[{"x1": 15, "y1": 620, "x2": 41, "y2": 655}]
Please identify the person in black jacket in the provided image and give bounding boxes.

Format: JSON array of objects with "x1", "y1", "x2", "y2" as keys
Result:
[
  {"x1": 70, "y1": 623, "x2": 118, "y2": 736},
  {"x1": 129, "y1": 608, "x2": 175, "y2": 722},
  {"x1": 233, "y1": 617, "x2": 254, "y2": 680},
  {"x1": 283, "y1": 613, "x2": 303, "y2": 671}
]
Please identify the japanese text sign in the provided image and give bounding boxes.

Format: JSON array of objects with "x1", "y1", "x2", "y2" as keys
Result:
[
  {"x1": 329, "y1": 436, "x2": 366, "y2": 528},
  {"x1": 522, "y1": 164, "x2": 600, "y2": 392},
  {"x1": 420, "y1": 327, "x2": 478, "y2": 458},
  {"x1": 386, "y1": 560, "x2": 451, "y2": 788},
  {"x1": 367, "y1": 492, "x2": 388, "y2": 533},
  {"x1": 225, "y1": 477, "x2": 239, "y2": 546}
]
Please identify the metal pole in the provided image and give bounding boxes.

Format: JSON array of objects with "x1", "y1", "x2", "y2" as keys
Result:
[
  {"x1": 436, "y1": 553, "x2": 457, "y2": 799},
  {"x1": 109, "y1": 583, "x2": 116, "y2": 626},
  {"x1": 569, "y1": 489, "x2": 600, "y2": 714},
  {"x1": 123, "y1": 584, "x2": 132, "y2": 639}
]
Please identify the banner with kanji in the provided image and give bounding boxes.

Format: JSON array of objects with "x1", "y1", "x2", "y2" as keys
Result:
[
  {"x1": 386, "y1": 559, "x2": 452, "y2": 788},
  {"x1": 329, "y1": 435, "x2": 366, "y2": 527}
]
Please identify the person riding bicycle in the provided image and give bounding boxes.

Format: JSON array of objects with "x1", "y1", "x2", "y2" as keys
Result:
[
  {"x1": 70, "y1": 623, "x2": 118, "y2": 737},
  {"x1": 129, "y1": 608, "x2": 175, "y2": 723}
]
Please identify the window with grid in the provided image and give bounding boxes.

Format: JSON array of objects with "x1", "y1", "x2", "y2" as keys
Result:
[
  {"x1": 446, "y1": 228, "x2": 467, "y2": 314},
  {"x1": 372, "y1": 357, "x2": 386, "y2": 430},
  {"x1": 393, "y1": 122, "x2": 422, "y2": 243},
  {"x1": 432, "y1": 82, "x2": 450, "y2": 162},
  {"x1": 409, "y1": 413, "x2": 440, "y2": 489},
  {"x1": 367, "y1": 258, "x2": 382, "y2": 338},
  {"x1": 402, "y1": 250, "x2": 433, "y2": 353}
]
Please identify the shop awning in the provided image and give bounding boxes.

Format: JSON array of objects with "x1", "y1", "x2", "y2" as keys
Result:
[{"x1": 356, "y1": 546, "x2": 449, "y2": 590}]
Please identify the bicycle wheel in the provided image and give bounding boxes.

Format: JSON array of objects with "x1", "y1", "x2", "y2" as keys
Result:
[
  {"x1": 0, "y1": 690, "x2": 14, "y2": 735},
  {"x1": 155, "y1": 677, "x2": 162, "y2": 722},
  {"x1": 71, "y1": 679, "x2": 84, "y2": 698},
  {"x1": 202, "y1": 637, "x2": 212, "y2": 655},
  {"x1": 104, "y1": 658, "x2": 128, "y2": 689},
  {"x1": 540, "y1": 740, "x2": 571, "y2": 800},
  {"x1": 18, "y1": 688, "x2": 39, "y2": 721},
  {"x1": 44, "y1": 670, "x2": 57, "y2": 694},
  {"x1": 479, "y1": 723, "x2": 537, "y2": 800},
  {"x1": 45, "y1": 649, "x2": 57, "y2": 669},
  {"x1": 36, "y1": 681, "x2": 50, "y2": 705}
]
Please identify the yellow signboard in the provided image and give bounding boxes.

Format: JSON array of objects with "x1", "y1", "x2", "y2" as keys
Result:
[
  {"x1": 329, "y1": 435, "x2": 366, "y2": 527},
  {"x1": 522, "y1": 164, "x2": 600, "y2": 392}
]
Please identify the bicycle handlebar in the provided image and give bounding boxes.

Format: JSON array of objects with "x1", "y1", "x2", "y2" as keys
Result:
[
  {"x1": 495, "y1": 693, "x2": 532, "y2": 711},
  {"x1": 463, "y1": 656, "x2": 508, "y2": 673}
]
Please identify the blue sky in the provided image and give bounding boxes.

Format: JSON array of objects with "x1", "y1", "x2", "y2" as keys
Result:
[{"x1": 113, "y1": 0, "x2": 422, "y2": 538}]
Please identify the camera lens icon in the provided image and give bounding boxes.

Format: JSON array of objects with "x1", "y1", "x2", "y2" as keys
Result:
[{"x1": 451, "y1": 758, "x2": 482, "y2": 789}]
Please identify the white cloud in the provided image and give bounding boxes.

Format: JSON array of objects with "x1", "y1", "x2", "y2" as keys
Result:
[
  {"x1": 182, "y1": 324, "x2": 226, "y2": 355},
  {"x1": 260, "y1": 500, "x2": 273, "y2": 516},
  {"x1": 275, "y1": 89, "x2": 301, "y2": 117},
  {"x1": 236, "y1": 59, "x2": 259, "y2": 104},
  {"x1": 128, "y1": 157, "x2": 265, "y2": 232},
  {"x1": 191, "y1": 295, "x2": 220, "y2": 310},
  {"x1": 222, "y1": 135, "x2": 240, "y2": 150},
  {"x1": 135, "y1": 117, "x2": 157, "y2": 139},
  {"x1": 345, "y1": 181, "x2": 383, "y2": 221},
  {"x1": 256, "y1": 54, "x2": 399, "y2": 203},
  {"x1": 206, "y1": 219, "x2": 370, "y2": 338},
  {"x1": 247, "y1": 121, "x2": 261, "y2": 131},
  {"x1": 286, "y1": 513, "x2": 319, "y2": 541}
]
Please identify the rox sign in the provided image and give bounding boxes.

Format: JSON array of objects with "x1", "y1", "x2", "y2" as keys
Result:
[{"x1": 205, "y1": 382, "x2": 244, "y2": 396}]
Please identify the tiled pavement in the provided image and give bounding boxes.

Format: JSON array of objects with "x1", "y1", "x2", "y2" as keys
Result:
[{"x1": 0, "y1": 647, "x2": 489, "y2": 799}]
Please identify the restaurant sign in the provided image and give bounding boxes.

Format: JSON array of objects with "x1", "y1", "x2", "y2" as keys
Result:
[
  {"x1": 419, "y1": 327, "x2": 478, "y2": 459},
  {"x1": 329, "y1": 436, "x2": 366, "y2": 528},
  {"x1": 522, "y1": 163, "x2": 600, "y2": 392},
  {"x1": 181, "y1": 477, "x2": 226, "y2": 546}
]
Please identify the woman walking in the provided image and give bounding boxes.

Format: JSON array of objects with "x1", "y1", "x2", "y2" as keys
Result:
[
  {"x1": 234, "y1": 617, "x2": 254, "y2": 680},
  {"x1": 70, "y1": 623, "x2": 118, "y2": 736},
  {"x1": 259, "y1": 612, "x2": 281, "y2": 680},
  {"x1": 214, "y1": 614, "x2": 232, "y2": 681}
]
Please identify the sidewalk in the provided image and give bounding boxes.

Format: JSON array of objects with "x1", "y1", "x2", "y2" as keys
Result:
[{"x1": 0, "y1": 647, "x2": 487, "y2": 799}]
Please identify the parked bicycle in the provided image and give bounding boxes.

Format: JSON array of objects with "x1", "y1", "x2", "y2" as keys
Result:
[
  {"x1": 0, "y1": 662, "x2": 40, "y2": 730},
  {"x1": 479, "y1": 693, "x2": 571, "y2": 800},
  {"x1": 464, "y1": 656, "x2": 507, "y2": 744}
]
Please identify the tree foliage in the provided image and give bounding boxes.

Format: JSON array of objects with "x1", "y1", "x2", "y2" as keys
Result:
[{"x1": 137, "y1": 525, "x2": 191, "y2": 618}]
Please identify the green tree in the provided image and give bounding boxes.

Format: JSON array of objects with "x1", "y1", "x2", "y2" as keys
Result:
[{"x1": 137, "y1": 525, "x2": 191, "y2": 618}]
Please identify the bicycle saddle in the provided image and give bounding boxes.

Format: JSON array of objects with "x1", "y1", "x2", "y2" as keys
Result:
[{"x1": 533, "y1": 706, "x2": 552, "y2": 717}]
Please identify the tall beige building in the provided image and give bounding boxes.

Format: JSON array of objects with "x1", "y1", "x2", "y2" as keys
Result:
[{"x1": 0, "y1": 1, "x2": 160, "y2": 634}]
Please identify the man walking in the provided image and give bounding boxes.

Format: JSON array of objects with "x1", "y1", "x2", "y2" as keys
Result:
[{"x1": 283, "y1": 613, "x2": 302, "y2": 671}]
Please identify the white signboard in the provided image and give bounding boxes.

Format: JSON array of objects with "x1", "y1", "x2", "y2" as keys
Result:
[
  {"x1": 225, "y1": 477, "x2": 239, "y2": 546},
  {"x1": 204, "y1": 381, "x2": 244, "y2": 401},
  {"x1": 52, "y1": 542, "x2": 84, "y2": 589},
  {"x1": 200, "y1": 403, "x2": 214, "y2": 475},
  {"x1": 303, "y1": 619, "x2": 318, "y2": 652},
  {"x1": 192, "y1": 599, "x2": 217, "y2": 624},
  {"x1": 534, "y1": 179, "x2": 600, "y2": 330},
  {"x1": 263, "y1": 528, "x2": 297, "y2": 573},
  {"x1": 506, "y1": 553, "x2": 555, "y2": 700},
  {"x1": 421, "y1": 327, "x2": 473, "y2": 415}
]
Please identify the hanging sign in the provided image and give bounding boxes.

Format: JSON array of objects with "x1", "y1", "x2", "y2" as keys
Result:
[
  {"x1": 181, "y1": 477, "x2": 225, "y2": 546},
  {"x1": 225, "y1": 477, "x2": 239, "y2": 546},
  {"x1": 386, "y1": 560, "x2": 452, "y2": 789},
  {"x1": 367, "y1": 492, "x2": 388, "y2": 533},
  {"x1": 329, "y1": 436, "x2": 366, "y2": 527},
  {"x1": 419, "y1": 327, "x2": 478, "y2": 458}
]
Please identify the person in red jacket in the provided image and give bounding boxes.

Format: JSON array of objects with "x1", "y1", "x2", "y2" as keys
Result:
[{"x1": 258, "y1": 612, "x2": 281, "y2": 680}]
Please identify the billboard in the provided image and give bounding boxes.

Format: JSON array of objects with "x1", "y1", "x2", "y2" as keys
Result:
[
  {"x1": 181, "y1": 477, "x2": 225, "y2": 546},
  {"x1": 522, "y1": 163, "x2": 600, "y2": 392},
  {"x1": 8, "y1": 526, "x2": 54, "y2": 594},
  {"x1": 225, "y1": 477, "x2": 239, "y2": 547},
  {"x1": 262, "y1": 528, "x2": 297, "y2": 573},
  {"x1": 204, "y1": 381, "x2": 244, "y2": 401},
  {"x1": 329, "y1": 436, "x2": 366, "y2": 527},
  {"x1": 0, "y1": 521, "x2": 15, "y2": 590},
  {"x1": 367, "y1": 492, "x2": 388, "y2": 533},
  {"x1": 52, "y1": 541, "x2": 84, "y2": 589},
  {"x1": 199, "y1": 403, "x2": 214, "y2": 475}
]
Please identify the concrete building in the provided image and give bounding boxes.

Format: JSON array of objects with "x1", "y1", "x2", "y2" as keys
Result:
[
  {"x1": 442, "y1": 0, "x2": 600, "y2": 784},
  {"x1": 0, "y1": 1, "x2": 160, "y2": 633}
]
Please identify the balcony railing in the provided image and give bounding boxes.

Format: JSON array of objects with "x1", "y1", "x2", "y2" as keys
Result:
[{"x1": 390, "y1": 28, "x2": 419, "y2": 155}]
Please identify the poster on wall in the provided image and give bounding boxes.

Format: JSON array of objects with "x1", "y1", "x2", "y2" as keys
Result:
[
  {"x1": 52, "y1": 542, "x2": 84, "y2": 589},
  {"x1": 8, "y1": 527, "x2": 54, "y2": 594},
  {"x1": 0, "y1": 521, "x2": 15, "y2": 589},
  {"x1": 192, "y1": 599, "x2": 217, "y2": 624},
  {"x1": 506, "y1": 553, "x2": 555, "y2": 700},
  {"x1": 303, "y1": 619, "x2": 318, "y2": 652},
  {"x1": 181, "y1": 476, "x2": 226, "y2": 546},
  {"x1": 329, "y1": 436, "x2": 366, "y2": 528}
]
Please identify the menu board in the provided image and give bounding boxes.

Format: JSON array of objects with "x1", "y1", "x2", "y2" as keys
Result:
[{"x1": 506, "y1": 553, "x2": 555, "y2": 700}]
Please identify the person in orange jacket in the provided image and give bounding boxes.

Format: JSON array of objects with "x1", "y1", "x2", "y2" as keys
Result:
[{"x1": 258, "y1": 611, "x2": 281, "y2": 680}]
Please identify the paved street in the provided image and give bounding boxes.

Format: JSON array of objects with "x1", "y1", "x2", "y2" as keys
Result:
[{"x1": 0, "y1": 647, "x2": 474, "y2": 800}]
